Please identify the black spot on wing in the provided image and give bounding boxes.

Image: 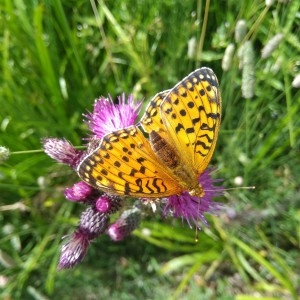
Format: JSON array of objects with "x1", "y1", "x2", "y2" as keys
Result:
[
  {"x1": 101, "y1": 169, "x2": 108, "y2": 175},
  {"x1": 198, "y1": 133, "x2": 213, "y2": 143},
  {"x1": 207, "y1": 112, "x2": 220, "y2": 120},
  {"x1": 122, "y1": 156, "x2": 129, "y2": 162},
  {"x1": 114, "y1": 161, "x2": 121, "y2": 167},
  {"x1": 124, "y1": 182, "x2": 130, "y2": 195},
  {"x1": 186, "y1": 127, "x2": 195, "y2": 134},
  {"x1": 180, "y1": 109, "x2": 186, "y2": 116},
  {"x1": 187, "y1": 101, "x2": 194, "y2": 108},
  {"x1": 144, "y1": 179, "x2": 155, "y2": 193},
  {"x1": 175, "y1": 123, "x2": 185, "y2": 133}
]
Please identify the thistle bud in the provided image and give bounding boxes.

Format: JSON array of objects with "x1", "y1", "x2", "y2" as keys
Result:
[
  {"x1": 58, "y1": 230, "x2": 90, "y2": 270},
  {"x1": 79, "y1": 206, "x2": 110, "y2": 238},
  {"x1": 107, "y1": 207, "x2": 141, "y2": 241},
  {"x1": 42, "y1": 138, "x2": 83, "y2": 168},
  {"x1": 64, "y1": 181, "x2": 93, "y2": 202}
]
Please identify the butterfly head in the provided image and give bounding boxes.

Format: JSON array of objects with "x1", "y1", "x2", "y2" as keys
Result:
[{"x1": 189, "y1": 184, "x2": 205, "y2": 197}]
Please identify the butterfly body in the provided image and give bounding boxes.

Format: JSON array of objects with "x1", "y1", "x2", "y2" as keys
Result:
[
  {"x1": 149, "y1": 130, "x2": 179, "y2": 169},
  {"x1": 149, "y1": 129, "x2": 202, "y2": 195},
  {"x1": 78, "y1": 67, "x2": 221, "y2": 199}
]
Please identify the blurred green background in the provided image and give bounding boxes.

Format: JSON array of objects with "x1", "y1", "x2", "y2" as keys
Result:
[{"x1": 0, "y1": 0, "x2": 299, "y2": 299}]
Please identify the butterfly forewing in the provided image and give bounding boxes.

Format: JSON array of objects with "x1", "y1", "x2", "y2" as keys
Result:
[
  {"x1": 141, "y1": 90, "x2": 169, "y2": 134},
  {"x1": 77, "y1": 126, "x2": 182, "y2": 197}
]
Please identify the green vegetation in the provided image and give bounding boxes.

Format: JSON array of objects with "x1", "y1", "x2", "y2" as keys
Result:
[{"x1": 1, "y1": 0, "x2": 299, "y2": 299}]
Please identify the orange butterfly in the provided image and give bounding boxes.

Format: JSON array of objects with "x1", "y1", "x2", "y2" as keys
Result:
[{"x1": 77, "y1": 68, "x2": 222, "y2": 199}]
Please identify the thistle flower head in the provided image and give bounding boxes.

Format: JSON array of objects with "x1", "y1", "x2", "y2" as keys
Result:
[
  {"x1": 58, "y1": 196, "x2": 122, "y2": 269},
  {"x1": 42, "y1": 138, "x2": 83, "y2": 168},
  {"x1": 58, "y1": 230, "x2": 90, "y2": 270},
  {"x1": 163, "y1": 169, "x2": 223, "y2": 228},
  {"x1": 85, "y1": 94, "x2": 142, "y2": 139},
  {"x1": 79, "y1": 206, "x2": 110, "y2": 239}
]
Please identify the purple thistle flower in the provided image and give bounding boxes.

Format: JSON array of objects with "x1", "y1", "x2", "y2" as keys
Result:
[
  {"x1": 58, "y1": 196, "x2": 123, "y2": 269},
  {"x1": 95, "y1": 194, "x2": 123, "y2": 214},
  {"x1": 43, "y1": 86, "x2": 226, "y2": 270},
  {"x1": 64, "y1": 183, "x2": 122, "y2": 210},
  {"x1": 42, "y1": 138, "x2": 83, "y2": 168},
  {"x1": 95, "y1": 195, "x2": 111, "y2": 213},
  {"x1": 64, "y1": 181, "x2": 93, "y2": 202},
  {"x1": 58, "y1": 230, "x2": 90, "y2": 270},
  {"x1": 95, "y1": 194, "x2": 115, "y2": 213},
  {"x1": 58, "y1": 209, "x2": 108, "y2": 270},
  {"x1": 107, "y1": 207, "x2": 141, "y2": 241},
  {"x1": 163, "y1": 169, "x2": 224, "y2": 228},
  {"x1": 85, "y1": 94, "x2": 142, "y2": 139}
]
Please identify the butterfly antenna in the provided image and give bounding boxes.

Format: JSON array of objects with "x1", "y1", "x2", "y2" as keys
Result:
[{"x1": 204, "y1": 186, "x2": 256, "y2": 193}]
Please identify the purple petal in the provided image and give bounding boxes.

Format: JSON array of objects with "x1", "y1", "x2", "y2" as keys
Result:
[
  {"x1": 95, "y1": 195, "x2": 111, "y2": 213},
  {"x1": 64, "y1": 181, "x2": 93, "y2": 202},
  {"x1": 84, "y1": 94, "x2": 142, "y2": 139},
  {"x1": 95, "y1": 194, "x2": 123, "y2": 214},
  {"x1": 163, "y1": 168, "x2": 224, "y2": 228}
]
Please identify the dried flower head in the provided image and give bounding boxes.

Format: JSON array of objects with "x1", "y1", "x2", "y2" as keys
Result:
[
  {"x1": 261, "y1": 33, "x2": 284, "y2": 59},
  {"x1": 241, "y1": 41, "x2": 255, "y2": 99},
  {"x1": 42, "y1": 138, "x2": 83, "y2": 168},
  {"x1": 292, "y1": 73, "x2": 300, "y2": 88},
  {"x1": 58, "y1": 230, "x2": 90, "y2": 270},
  {"x1": 0, "y1": 146, "x2": 10, "y2": 163},
  {"x1": 187, "y1": 36, "x2": 197, "y2": 59},
  {"x1": 265, "y1": 0, "x2": 275, "y2": 7},
  {"x1": 235, "y1": 20, "x2": 247, "y2": 43},
  {"x1": 222, "y1": 43, "x2": 235, "y2": 71}
]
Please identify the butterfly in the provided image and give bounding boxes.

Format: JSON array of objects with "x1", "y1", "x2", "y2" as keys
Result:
[{"x1": 77, "y1": 67, "x2": 222, "y2": 198}]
